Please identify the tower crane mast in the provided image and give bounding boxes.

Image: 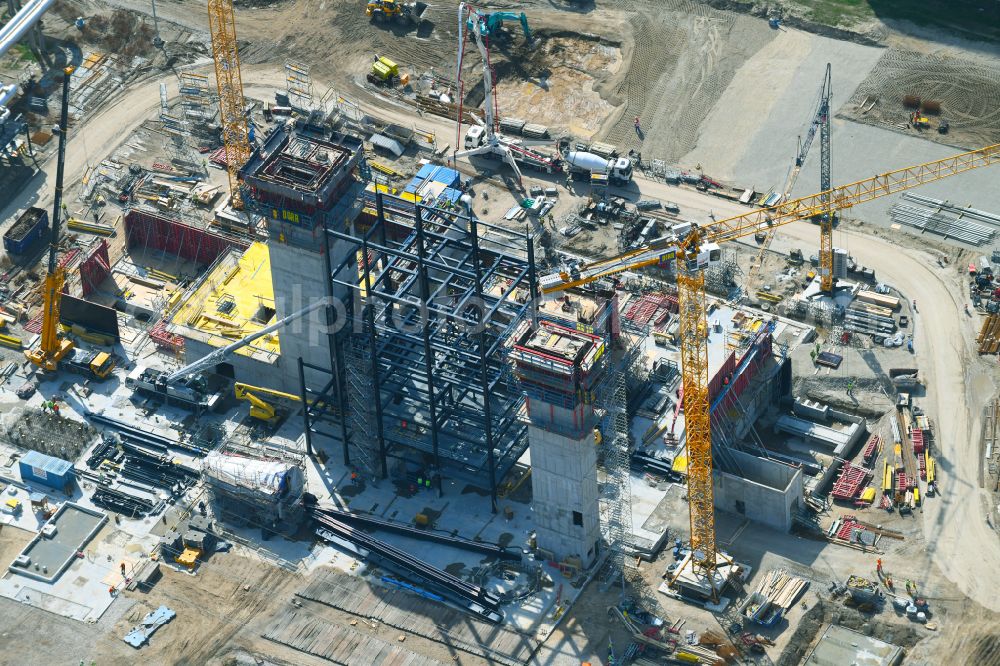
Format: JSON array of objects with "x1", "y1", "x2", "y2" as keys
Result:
[
  {"x1": 208, "y1": 0, "x2": 251, "y2": 209},
  {"x1": 540, "y1": 142, "x2": 1000, "y2": 599},
  {"x1": 817, "y1": 63, "x2": 834, "y2": 291},
  {"x1": 748, "y1": 63, "x2": 832, "y2": 295}
]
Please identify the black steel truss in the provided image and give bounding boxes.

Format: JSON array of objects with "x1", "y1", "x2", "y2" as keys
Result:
[{"x1": 302, "y1": 190, "x2": 537, "y2": 511}]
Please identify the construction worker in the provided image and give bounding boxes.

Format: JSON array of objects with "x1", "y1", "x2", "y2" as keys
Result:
[{"x1": 876, "y1": 558, "x2": 882, "y2": 575}]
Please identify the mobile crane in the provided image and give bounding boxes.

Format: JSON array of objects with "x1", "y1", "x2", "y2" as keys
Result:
[
  {"x1": 127, "y1": 299, "x2": 326, "y2": 410},
  {"x1": 26, "y1": 67, "x2": 83, "y2": 373},
  {"x1": 539, "y1": 143, "x2": 1000, "y2": 599},
  {"x1": 748, "y1": 64, "x2": 831, "y2": 296}
]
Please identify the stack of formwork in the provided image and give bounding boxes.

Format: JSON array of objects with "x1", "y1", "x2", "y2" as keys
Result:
[
  {"x1": 861, "y1": 434, "x2": 881, "y2": 464},
  {"x1": 978, "y1": 314, "x2": 1000, "y2": 354},
  {"x1": 831, "y1": 462, "x2": 871, "y2": 501}
]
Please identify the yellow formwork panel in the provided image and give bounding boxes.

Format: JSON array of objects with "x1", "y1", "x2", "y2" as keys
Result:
[{"x1": 171, "y1": 242, "x2": 279, "y2": 356}]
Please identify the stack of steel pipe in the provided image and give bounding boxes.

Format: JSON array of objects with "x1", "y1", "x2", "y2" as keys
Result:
[
  {"x1": 87, "y1": 412, "x2": 209, "y2": 455},
  {"x1": 890, "y1": 193, "x2": 997, "y2": 246},
  {"x1": 310, "y1": 508, "x2": 504, "y2": 623},
  {"x1": 92, "y1": 486, "x2": 156, "y2": 517}
]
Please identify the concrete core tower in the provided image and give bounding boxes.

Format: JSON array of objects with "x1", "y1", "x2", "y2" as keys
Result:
[
  {"x1": 512, "y1": 320, "x2": 609, "y2": 569},
  {"x1": 241, "y1": 126, "x2": 364, "y2": 392}
]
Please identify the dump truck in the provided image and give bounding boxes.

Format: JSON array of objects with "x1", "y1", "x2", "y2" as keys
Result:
[
  {"x1": 63, "y1": 347, "x2": 116, "y2": 380},
  {"x1": 367, "y1": 55, "x2": 403, "y2": 86}
]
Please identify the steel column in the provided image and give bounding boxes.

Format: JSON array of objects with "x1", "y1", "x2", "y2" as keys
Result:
[
  {"x1": 361, "y1": 235, "x2": 389, "y2": 479},
  {"x1": 414, "y1": 206, "x2": 443, "y2": 497},
  {"x1": 469, "y1": 214, "x2": 498, "y2": 512},
  {"x1": 297, "y1": 356, "x2": 314, "y2": 458}
]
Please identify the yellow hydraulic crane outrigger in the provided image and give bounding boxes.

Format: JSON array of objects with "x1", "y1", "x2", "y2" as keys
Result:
[
  {"x1": 26, "y1": 67, "x2": 76, "y2": 372},
  {"x1": 541, "y1": 143, "x2": 1000, "y2": 599},
  {"x1": 208, "y1": 0, "x2": 252, "y2": 209},
  {"x1": 234, "y1": 382, "x2": 306, "y2": 424}
]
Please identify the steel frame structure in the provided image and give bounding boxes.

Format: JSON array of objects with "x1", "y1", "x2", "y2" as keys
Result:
[
  {"x1": 207, "y1": 0, "x2": 251, "y2": 208},
  {"x1": 303, "y1": 190, "x2": 537, "y2": 511}
]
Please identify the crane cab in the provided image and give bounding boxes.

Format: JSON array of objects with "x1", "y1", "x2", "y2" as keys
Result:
[
  {"x1": 464, "y1": 125, "x2": 485, "y2": 149},
  {"x1": 688, "y1": 242, "x2": 722, "y2": 272}
]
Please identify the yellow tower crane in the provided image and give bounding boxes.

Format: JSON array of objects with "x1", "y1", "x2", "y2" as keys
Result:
[
  {"x1": 208, "y1": 0, "x2": 252, "y2": 209},
  {"x1": 540, "y1": 143, "x2": 1000, "y2": 599}
]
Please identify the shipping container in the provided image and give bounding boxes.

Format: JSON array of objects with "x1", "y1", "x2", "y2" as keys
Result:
[
  {"x1": 3, "y1": 207, "x2": 48, "y2": 255},
  {"x1": 19, "y1": 450, "x2": 74, "y2": 490}
]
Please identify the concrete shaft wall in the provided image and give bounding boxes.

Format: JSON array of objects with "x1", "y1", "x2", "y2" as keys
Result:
[
  {"x1": 713, "y1": 452, "x2": 803, "y2": 532},
  {"x1": 528, "y1": 424, "x2": 601, "y2": 568},
  {"x1": 267, "y1": 238, "x2": 351, "y2": 393}
]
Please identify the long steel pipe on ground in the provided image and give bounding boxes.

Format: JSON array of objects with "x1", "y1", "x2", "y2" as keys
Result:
[{"x1": 0, "y1": 0, "x2": 56, "y2": 62}]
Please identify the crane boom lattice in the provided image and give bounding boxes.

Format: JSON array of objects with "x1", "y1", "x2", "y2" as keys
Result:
[{"x1": 208, "y1": 0, "x2": 251, "y2": 209}]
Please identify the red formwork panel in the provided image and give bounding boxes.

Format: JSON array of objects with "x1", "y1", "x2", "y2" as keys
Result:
[
  {"x1": 832, "y1": 462, "x2": 872, "y2": 500},
  {"x1": 862, "y1": 434, "x2": 882, "y2": 463},
  {"x1": 78, "y1": 239, "x2": 111, "y2": 297},
  {"x1": 123, "y1": 210, "x2": 248, "y2": 266}
]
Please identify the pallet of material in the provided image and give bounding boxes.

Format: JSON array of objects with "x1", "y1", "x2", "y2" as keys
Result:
[
  {"x1": 815, "y1": 351, "x2": 843, "y2": 369},
  {"x1": 499, "y1": 117, "x2": 526, "y2": 134},
  {"x1": 522, "y1": 123, "x2": 549, "y2": 139},
  {"x1": 753, "y1": 569, "x2": 809, "y2": 611},
  {"x1": 856, "y1": 290, "x2": 900, "y2": 310},
  {"x1": 850, "y1": 301, "x2": 894, "y2": 318},
  {"x1": 978, "y1": 313, "x2": 1000, "y2": 354}
]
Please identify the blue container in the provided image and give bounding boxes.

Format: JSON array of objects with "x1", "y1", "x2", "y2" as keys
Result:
[
  {"x1": 19, "y1": 450, "x2": 74, "y2": 490},
  {"x1": 3, "y1": 207, "x2": 49, "y2": 255}
]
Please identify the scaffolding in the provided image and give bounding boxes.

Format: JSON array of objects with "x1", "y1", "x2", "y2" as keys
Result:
[
  {"x1": 596, "y1": 334, "x2": 643, "y2": 595},
  {"x1": 703, "y1": 247, "x2": 740, "y2": 299},
  {"x1": 285, "y1": 61, "x2": 314, "y2": 110},
  {"x1": 304, "y1": 190, "x2": 537, "y2": 510}
]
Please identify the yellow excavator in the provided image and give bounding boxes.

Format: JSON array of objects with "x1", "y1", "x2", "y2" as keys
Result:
[
  {"x1": 234, "y1": 382, "x2": 305, "y2": 425},
  {"x1": 26, "y1": 67, "x2": 77, "y2": 373},
  {"x1": 366, "y1": 0, "x2": 420, "y2": 23}
]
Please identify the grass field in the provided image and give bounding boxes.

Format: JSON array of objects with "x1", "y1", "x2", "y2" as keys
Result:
[{"x1": 792, "y1": 0, "x2": 1000, "y2": 42}]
